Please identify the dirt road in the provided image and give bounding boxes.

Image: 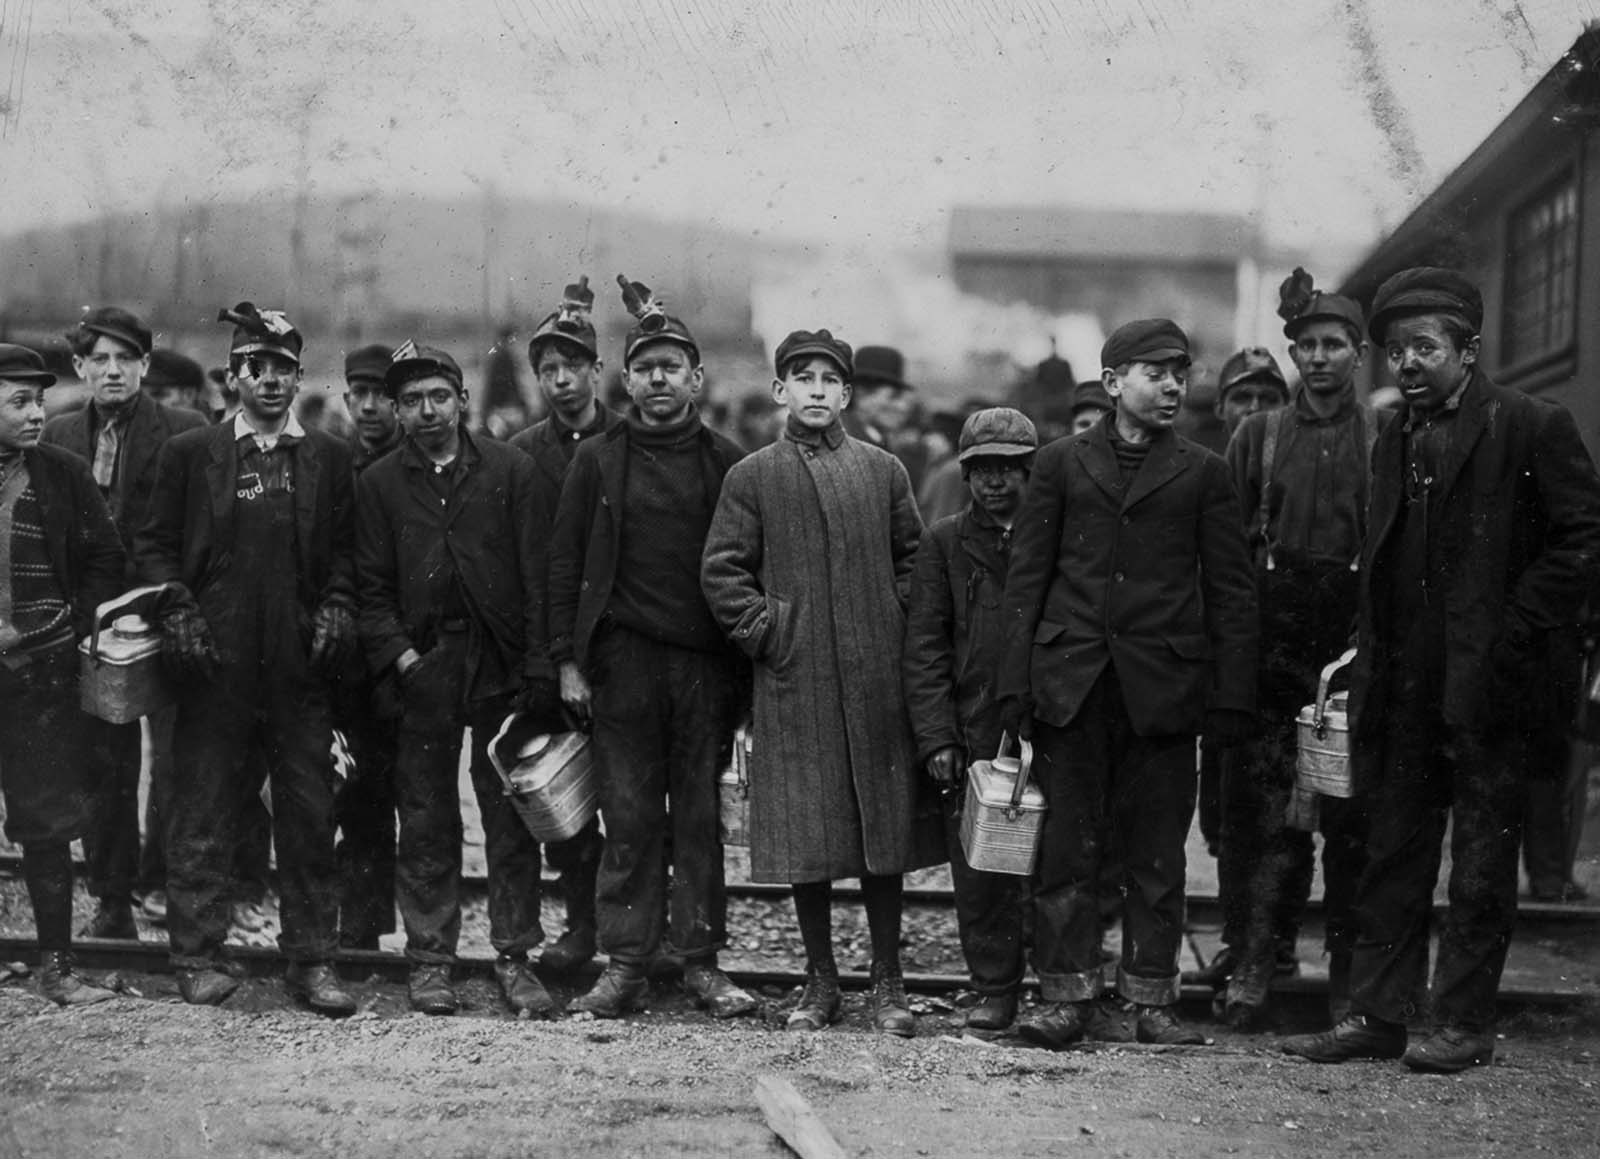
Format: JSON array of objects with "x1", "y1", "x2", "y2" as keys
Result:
[{"x1": 4, "y1": 970, "x2": 1598, "y2": 1159}]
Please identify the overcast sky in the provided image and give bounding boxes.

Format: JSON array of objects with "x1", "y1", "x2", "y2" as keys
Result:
[{"x1": 2, "y1": 0, "x2": 1597, "y2": 277}]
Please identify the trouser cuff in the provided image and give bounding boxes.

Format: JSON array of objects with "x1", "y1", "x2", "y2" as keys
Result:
[
  {"x1": 1117, "y1": 967, "x2": 1180, "y2": 1005},
  {"x1": 1039, "y1": 969, "x2": 1104, "y2": 1002},
  {"x1": 403, "y1": 948, "x2": 457, "y2": 966}
]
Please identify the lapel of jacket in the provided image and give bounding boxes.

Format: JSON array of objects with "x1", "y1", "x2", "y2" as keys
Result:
[
  {"x1": 205, "y1": 425, "x2": 237, "y2": 544},
  {"x1": 1074, "y1": 424, "x2": 1124, "y2": 505},
  {"x1": 600, "y1": 426, "x2": 628, "y2": 550},
  {"x1": 120, "y1": 394, "x2": 162, "y2": 500},
  {"x1": 59, "y1": 408, "x2": 93, "y2": 460},
  {"x1": 1431, "y1": 372, "x2": 1492, "y2": 505},
  {"x1": 1121, "y1": 432, "x2": 1189, "y2": 512},
  {"x1": 439, "y1": 432, "x2": 481, "y2": 531},
  {"x1": 1366, "y1": 409, "x2": 1406, "y2": 558},
  {"x1": 292, "y1": 432, "x2": 322, "y2": 569}
]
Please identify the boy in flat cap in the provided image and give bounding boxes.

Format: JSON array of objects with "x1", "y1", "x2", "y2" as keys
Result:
[
  {"x1": 355, "y1": 342, "x2": 555, "y2": 1016},
  {"x1": 508, "y1": 278, "x2": 616, "y2": 974},
  {"x1": 548, "y1": 278, "x2": 757, "y2": 1020},
  {"x1": 135, "y1": 303, "x2": 357, "y2": 1015},
  {"x1": 1213, "y1": 347, "x2": 1290, "y2": 439},
  {"x1": 1282, "y1": 268, "x2": 1600, "y2": 1072},
  {"x1": 42, "y1": 308, "x2": 205, "y2": 941},
  {"x1": 327, "y1": 343, "x2": 403, "y2": 952},
  {"x1": 704, "y1": 329, "x2": 936, "y2": 1036},
  {"x1": 0, "y1": 344, "x2": 126, "y2": 1005},
  {"x1": 1203, "y1": 274, "x2": 1385, "y2": 1029},
  {"x1": 998, "y1": 318, "x2": 1257, "y2": 1048},
  {"x1": 903, "y1": 406, "x2": 1039, "y2": 1030}
]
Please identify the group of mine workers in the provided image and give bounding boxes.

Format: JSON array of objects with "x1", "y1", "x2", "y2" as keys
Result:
[{"x1": 2, "y1": 262, "x2": 1597, "y2": 1077}]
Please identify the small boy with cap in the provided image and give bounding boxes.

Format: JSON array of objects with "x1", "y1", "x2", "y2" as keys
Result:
[
  {"x1": 548, "y1": 278, "x2": 758, "y2": 1020},
  {"x1": 1282, "y1": 267, "x2": 1600, "y2": 1072},
  {"x1": 42, "y1": 308, "x2": 207, "y2": 941},
  {"x1": 354, "y1": 340, "x2": 556, "y2": 1015},
  {"x1": 998, "y1": 318, "x2": 1257, "y2": 1048},
  {"x1": 135, "y1": 303, "x2": 358, "y2": 1015},
  {"x1": 1202, "y1": 272, "x2": 1384, "y2": 1029},
  {"x1": 1214, "y1": 347, "x2": 1289, "y2": 439},
  {"x1": 508, "y1": 278, "x2": 616, "y2": 974},
  {"x1": 704, "y1": 328, "x2": 934, "y2": 1036},
  {"x1": 904, "y1": 406, "x2": 1038, "y2": 1030},
  {"x1": 1070, "y1": 380, "x2": 1114, "y2": 436},
  {"x1": 0, "y1": 343, "x2": 126, "y2": 1005}
]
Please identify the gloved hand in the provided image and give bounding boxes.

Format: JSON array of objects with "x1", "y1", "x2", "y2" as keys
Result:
[
  {"x1": 998, "y1": 695, "x2": 1034, "y2": 741},
  {"x1": 1206, "y1": 708, "x2": 1259, "y2": 747},
  {"x1": 308, "y1": 603, "x2": 356, "y2": 673},
  {"x1": 924, "y1": 746, "x2": 963, "y2": 789},
  {"x1": 160, "y1": 607, "x2": 220, "y2": 681}
]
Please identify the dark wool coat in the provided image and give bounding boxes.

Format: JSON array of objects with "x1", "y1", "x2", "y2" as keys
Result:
[
  {"x1": 20, "y1": 443, "x2": 127, "y2": 639},
  {"x1": 42, "y1": 392, "x2": 205, "y2": 574},
  {"x1": 354, "y1": 431, "x2": 552, "y2": 697},
  {"x1": 903, "y1": 504, "x2": 1014, "y2": 766},
  {"x1": 701, "y1": 422, "x2": 941, "y2": 883},
  {"x1": 133, "y1": 423, "x2": 356, "y2": 614},
  {"x1": 998, "y1": 423, "x2": 1257, "y2": 734},
  {"x1": 1350, "y1": 372, "x2": 1600, "y2": 784}
]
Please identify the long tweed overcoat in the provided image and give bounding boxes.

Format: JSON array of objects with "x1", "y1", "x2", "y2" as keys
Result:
[{"x1": 702, "y1": 421, "x2": 940, "y2": 883}]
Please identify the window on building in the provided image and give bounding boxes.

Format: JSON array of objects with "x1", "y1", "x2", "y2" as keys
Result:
[{"x1": 1503, "y1": 173, "x2": 1579, "y2": 367}]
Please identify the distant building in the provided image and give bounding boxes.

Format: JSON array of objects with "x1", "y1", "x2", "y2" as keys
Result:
[{"x1": 1341, "y1": 25, "x2": 1600, "y2": 457}]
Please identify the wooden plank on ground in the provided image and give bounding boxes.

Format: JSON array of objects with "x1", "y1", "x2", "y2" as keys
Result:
[{"x1": 754, "y1": 1074, "x2": 848, "y2": 1159}]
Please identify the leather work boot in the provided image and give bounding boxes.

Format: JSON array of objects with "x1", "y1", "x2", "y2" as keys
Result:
[
  {"x1": 964, "y1": 991, "x2": 1018, "y2": 1032},
  {"x1": 539, "y1": 925, "x2": 597, "y2": 974},
  {"x1": 1017, "y1": 1000, "x2": 1091, "y2": 1050},
  {"x1": 1181, "y1": 946, "x2": 1236, "y2": 989},
  {"x1": 494, "y1": 954, "x2": 554, "y2": 1018},
  {"x1": 683, "y1": 963, "x2": 760, "y2": 1019},
  {"x1": 1403, "y1": 1027, "x2": 1495, "y2": 1074},
  {"x1": 285, "y1": 962, "x2": 357, "y2": 1017},
  {"x1": 1083, "y1": 996, "x2": 1136, "y2": 1043},
  {"x1": 786, "y1": 967, "x2": 842, "y2": 1031},
  {"x1": 38, "y1": 952, "x2": 117, "y2": 1006},
  {"x1": 79, "y1": 897, "x2": 138, "y2": 940},
  {"x1": 177, "y1": 967, "x2": 241, "y2": 1007},
  {"x1": 408, "y1": 964, "x2": 459, "y2": 1016},
  {"x1": 569, "y1": 963, "x2": 648, "y2": 1018},
  {"x1": 869, "y1": 961, "x2": 915, "y2": 1038},
  {"x1": 1135, "y1": 1004, "x2": 1207, "y2": 1045},
  {"x1": 1280, "y1": 1014, "x2": 1407, "y2": 1063}
]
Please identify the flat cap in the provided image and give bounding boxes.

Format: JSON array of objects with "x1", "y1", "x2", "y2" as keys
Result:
[
  {"x1": 853, "y1": 345, "x2": 911, "y2": 391},
  {"x1": 344, "y1": 344, "x2": 393, "y2": 388},
  {"x1": 0, "y1": 343, "x2": 56, "y2": 387},
  {"x1": 385, "y1": 340, "x2": 464, "y2": 396},
  {"x1": 143, "y1": 349, "x2": 204, "y2": 392},
  {"x1": 958, "y1": 407, "x2": 1038, "y2": 462},
  {"x1": 530, "y1": 275, "x2": 600, "y2": 363},
  {"x1": 1369, "y1": 267, "x2": 1483, "y2": 343},
  {"x1": 1101, "y1": 319, "x2": 1191, "y2": 370},
  {"x1": 1072, "y1": 379, "x2": 1114, "y2": 415},
  {"x1": 1217, "y1": 347, "x2": 1288, "y2": 397},
  {"x1": 75, "y1": 306, "x2": 153, "y2": 356},
  {"x1": 774, "y1": 328, "x2": 854, "y2": 379}
]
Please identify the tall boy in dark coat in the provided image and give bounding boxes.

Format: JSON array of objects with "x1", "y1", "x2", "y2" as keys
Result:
[
  {"x1": 999, "y1": 319, "x2": 1258, "y2": 1049},
  {"x1": 355, "y1": 342, "x2": 554, "y2": 1016},
  {"x1": 135, "y1": 304, "x2": 357, "y2": 1015},
  {"x1": 0, "y1": 344, "x2": 126, "y2": 1005},
  {"x1": 42, "y1": 307, "x2": 205, "y2": 939},
  {"x1": 547, "y1": 278, "x2": 756, "y2": 1020},
  {"x1": 904, "y1": 406, "x2": 1038, "y2": 1032},
  {"x1": 1282, "y1": 268, "x2": 1600, "y2": 1073}
]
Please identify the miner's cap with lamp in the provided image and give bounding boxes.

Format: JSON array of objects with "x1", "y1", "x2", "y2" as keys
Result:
[
  {"x1": 1277, "y1": 267, "x2": 1366, "y2": 339},
  {"x1": 1217, "y1": 347, "x2": 1288, "y2": 399},
  {"x1": 774, "y1": 329, "x2": 854, "y2": 379},
  {"x1": 218, "y1": 302, "x2": 303, "y2": 366},
  {"x1": 529, "y1": 276, "x2": 600, "y2": 364},
  {"x1": 1367, "y1": 266, "x2": 1484, "y2": 344},
  {"x1": 618, "y1": 275, "x2": 699, "y2": 366},
  {"x1": 1100, "y1": 318, "x2": 1192, "y2": 370},
  {"x1": 384, "y1": 340, "x2": 464, "y2": 397}
]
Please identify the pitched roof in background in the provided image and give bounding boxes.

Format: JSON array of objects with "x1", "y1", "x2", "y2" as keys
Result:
[{"x1": 949, "y1": 205, "x2": 1263, "y2": 264}]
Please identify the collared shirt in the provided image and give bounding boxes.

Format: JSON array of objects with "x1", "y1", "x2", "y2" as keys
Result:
[{"x1": 232, "y1": 408, "x2": 306, "y2": 453}]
